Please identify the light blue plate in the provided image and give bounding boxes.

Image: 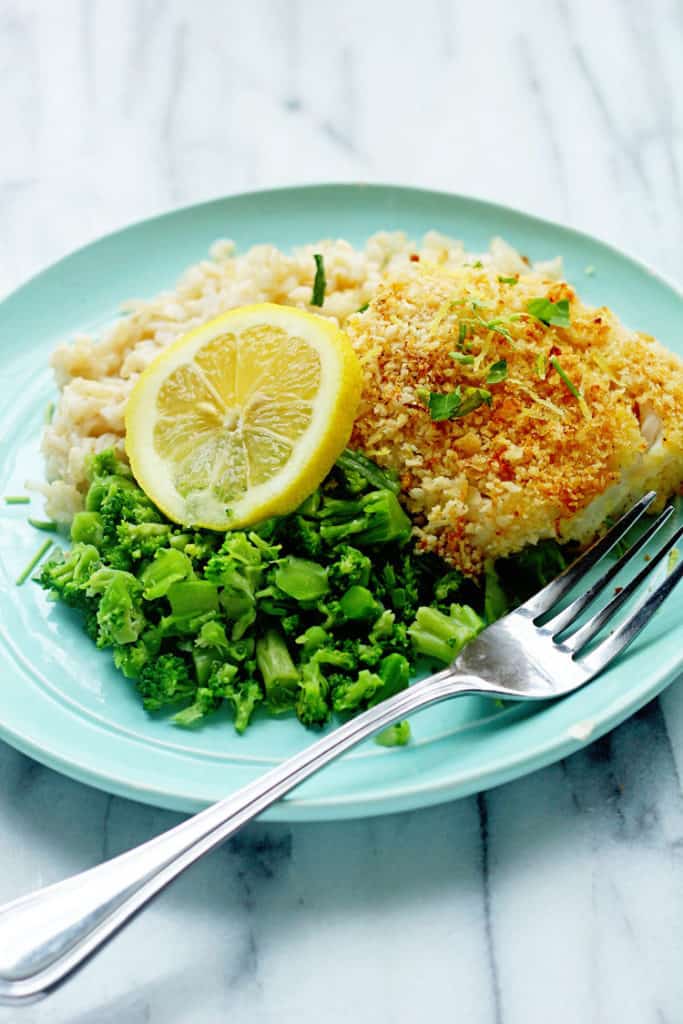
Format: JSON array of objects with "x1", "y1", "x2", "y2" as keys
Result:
[{"x1": 0, "y1": 184, "x2": 681, "y2": 821}]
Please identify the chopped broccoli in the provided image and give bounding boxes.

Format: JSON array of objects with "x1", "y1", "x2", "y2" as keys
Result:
[
  {"x1": 335, "y1": 449, "x2": 401, "y2": 495},
  {"x1": 274, "y1": 556, "x2": 329, "y2": 602},
  {"x1": 296, "y1": 660, "x2": 331, "y2": 727},
  {"x1": 320, "y1": 489, "x2": 411, "y2": 547},
  {"x1": 256, "y1": 628, "x2": 299, "y2": 712},
  {"x1": 39, "y1": 543, "x2": 100, "y2": 607},
  {"x1": 409, "y1": 604, "x2": 485, "y2": 664},
  {"x1": 70, "y1": 511, "x2": 105, "y2": 548},
  {"x1": 375, "y1": 721, "x2": 411, "y2": 747},
  {"x1": 140, "y1": 548, "x2": 194, "y2": 600},
  {"x1": 86, "y1": 567, "x2": 145, "y2": 646},
  {"x1": 328, "y1": 545, "x2": 372, "y2": 591},
  {"x1": 137, "y1": 653, "x2": 195, "y2": 711},
  {"x1": 332, "y1": 669, "x2": 383, "y2": 713},
  {"x1": 339, "y1": 585, "x2": 382, "y2": 622},
  {"x1": 36, "y1": 446, "x2": 569, "y2": 741}
]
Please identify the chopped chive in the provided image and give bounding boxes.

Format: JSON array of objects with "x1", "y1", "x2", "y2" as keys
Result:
[
  {"x1": 357, "y1": 301, "x2": 369, "y2": 313},
  {"x1": 550, "y1": 357, "x2": 590, "y2": 417},
  {"x1": 16, "y1": 539, "x2": 53, "y2": 586},
  {"x1": 449, "y1": 351, "x2": 475, "y2": 365},
  {"x1": 458, "y1": 321, "x2": 470, "y2": 344},
  {"x1": 28, "y1": 518, "x2": 59, "y2": 532},
  {"x1": 4, "y1": 495, "x2": 30, "y2": 505},
  {"x1": 472, "y1": 260, "x2": 483, "y2": 269},
  {"x1": 497, "y1": 275, "x2": 518, "y2": 285},
  {"x1": 311, "y1": 253, "x2": 326, "y2": 307},
  {"x1": 535, "y1": 352, "x2": 548, "y2": 380},
  {"x1": 45, "y1": 400, "x2": 55, "y2": 424}
]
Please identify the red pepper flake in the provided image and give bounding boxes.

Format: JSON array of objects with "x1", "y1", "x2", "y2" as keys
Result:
[{"x1": 410, "y1": 253, "x2": 420, "y2": 262}]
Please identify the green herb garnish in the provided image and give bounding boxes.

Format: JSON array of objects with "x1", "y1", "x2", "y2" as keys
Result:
[
  {"x1": 45, "y1": 401, "x2": 55, "y2": 424},
  {"x1": 527, "y1": 297, "x2": 571, "y2": 328},
  {"x1": 4, "y1": 495, "x2": 30, "y2": 505},
  {"x1": 16, "y1": 539, "x2": 54, "y2": 586},
  {"x1": 550, "y1": 357, "x2": 590, "y2": 417},
  {"x1": 449, "y1": 352, "x2": 475, "y2": 366},
  {"x1": 427, "y1": 386, "x2": 492, "y2": 422},
  {"x1": 28, "y1": 519, "x2": 59, "y2": 532},
  {"x1": 311, "y1": 253, "x2": 326, "y2": 307},
  {"x1": 357, "y1": 301, "x2": 369, "y2": 313},
  {"x1": 486, "y1": 359, "x2": 508, "y2": 384},
  {"x1": 497, "y1": 275, "x2": 518, "y2": 285}
]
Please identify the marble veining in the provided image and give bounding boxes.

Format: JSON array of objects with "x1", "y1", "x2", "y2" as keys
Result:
[{"x1": 0, "y1": 0, "x2": 682, "y2": 1021}]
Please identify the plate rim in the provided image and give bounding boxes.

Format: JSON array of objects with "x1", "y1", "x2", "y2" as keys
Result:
[{"x1": 1, "y1": 181, "x2": 681, "y2": 821}]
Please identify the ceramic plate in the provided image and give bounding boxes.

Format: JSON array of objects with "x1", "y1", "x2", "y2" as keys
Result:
[{"x1": 1, "y1": 184, "x2": 681, "y2": 821}]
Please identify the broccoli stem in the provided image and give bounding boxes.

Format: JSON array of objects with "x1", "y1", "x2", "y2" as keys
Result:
[
  {"x1": 256, "y1": 628, "x2": 299, "y2": 709},
  {"x1": 409, "y1": 605, "x2": 484, "y2": 664},
  {"x1": 336, "y1": 449, "x2": 401, "y2": 494}
]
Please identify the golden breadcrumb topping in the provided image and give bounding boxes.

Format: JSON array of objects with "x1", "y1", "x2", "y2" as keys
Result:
[{"x1": 347, "y1": 264, "x2": 683, "y2": 575}]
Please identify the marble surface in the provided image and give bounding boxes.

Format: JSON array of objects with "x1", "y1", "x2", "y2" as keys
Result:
[{"x1": 1, "y1": 0, "x2": 682, "y2": 1020}]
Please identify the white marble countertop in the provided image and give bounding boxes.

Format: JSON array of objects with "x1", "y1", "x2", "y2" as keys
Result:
[{"x1": 1, "y1": 1, "x2": 682, "y2": 1021}]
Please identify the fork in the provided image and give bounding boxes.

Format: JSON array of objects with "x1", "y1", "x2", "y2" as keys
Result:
[{"x1": 0, "y1": 492, "x2": 681, "y2": 1005}]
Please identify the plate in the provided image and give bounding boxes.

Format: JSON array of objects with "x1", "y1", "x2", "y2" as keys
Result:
[{"x1": 0, "y1": 184, "x2": 681, "y2": 821}]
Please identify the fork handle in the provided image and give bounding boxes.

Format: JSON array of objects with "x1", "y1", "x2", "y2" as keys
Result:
[{"x1": 0, "y1": 667, "x2": 500, "y2": 1005}]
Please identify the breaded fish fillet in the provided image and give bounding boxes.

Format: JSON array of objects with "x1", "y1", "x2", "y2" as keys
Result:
[{"x1": 347, "y1": 264, "x2": 683, "y2": 575}]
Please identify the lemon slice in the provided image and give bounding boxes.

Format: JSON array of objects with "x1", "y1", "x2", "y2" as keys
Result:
[{"x1": 125, "y1": 303, "x2": 362, "y2": 529}]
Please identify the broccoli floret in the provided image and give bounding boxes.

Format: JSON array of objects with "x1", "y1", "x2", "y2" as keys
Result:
[
  {"x1": 320, "y1": 489, "x2": 411, "y2": 548},
  {"x1": 210, "y1": 663, "x2": 262, "y2": 733},
  {"x1": 86, "y1": 567, "x2": 145, "y2": 647},
  {"x1": 288, "y1": 515, "x2": 323, "y2": 558},
  {"x1": 137, "y1": 653, "x2": 195, "y2": 711},
  {"x1": 113, "y1": 628, "x2": 161, "y2": 679},
  {"x1": 433, "y1": 569, "x2": 466, "y2": 609},
  {"x1": 332, "y1": 669, "x2": 383, "y2": 713},
  {"x1": 38, "y1": 543, "x2": 101, "y2": 607},
  {"x1": 409, "y1": 604, "x2": 485, "y2": 664},
  {"x1": 296, "y1": 660, "x2": 330, "y2": 727},
  {"x1": 205, "y1": 532, "x2": 276, "y2": 638},
  {"x1": 173, "y1": 686, "x2": 219, "y2": 727},
  {"x1": 256, "y1": 628, "x2": 299, "y2": 712},
  {"x1": 85, "y1": 448, "x2": 133, "y2": 482},
  {"x1": 328, "y1": 545, "x2": 372, "y2": 592},
  {"x1": 375, "y1": 721, "x2": 411, "y2": 747},
  {"x1": 140, "y1": 548, "x2": 194, "y2": 600},
  {"x1": 116, "y1": 522, "x2": 172, "y2": 560},
  {"x1": 195, "y1": 620, "x2": 231, "y2": 655}
]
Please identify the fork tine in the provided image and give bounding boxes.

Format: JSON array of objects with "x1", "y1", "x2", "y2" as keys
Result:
[
  {"x1": 562, "y1": 523, "x2": 682, "y2": 652},
  {"x1": 521, "y1": 490, "x2": 657, "y2": 618},
  {"x1": 544, "y1": 505, "x2": 674, "y2": 635},
  {"x1": 581, "y1": 538, "x2": 683, "y2": 675}
]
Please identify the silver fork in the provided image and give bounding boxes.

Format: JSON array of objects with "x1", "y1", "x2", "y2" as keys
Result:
[{"x1": 1, "y1": 492, "x2": 681, "y2": 1006}]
